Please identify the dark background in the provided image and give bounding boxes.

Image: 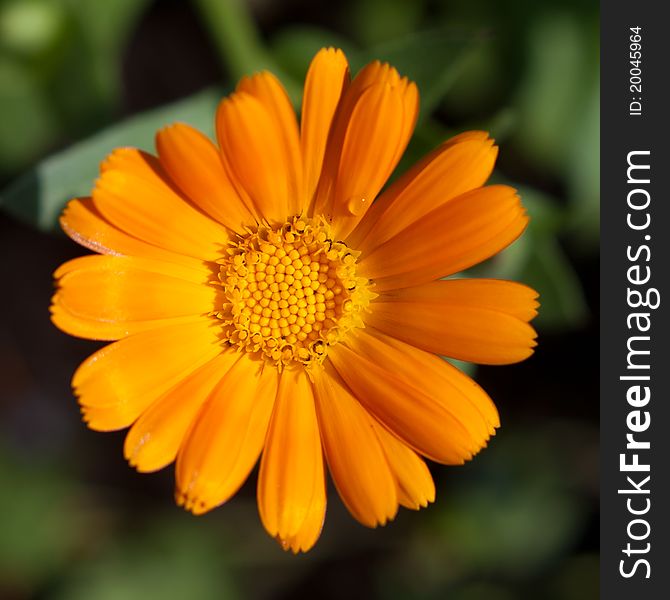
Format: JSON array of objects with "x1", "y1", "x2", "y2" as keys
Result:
[{"x1": 0, "y1": 0, "x2": 598, "y2": 598}]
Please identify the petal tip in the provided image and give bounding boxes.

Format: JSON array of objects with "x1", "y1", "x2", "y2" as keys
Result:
[{"x1": 175, "y1": 488, "x2": 216, "y2": 516}]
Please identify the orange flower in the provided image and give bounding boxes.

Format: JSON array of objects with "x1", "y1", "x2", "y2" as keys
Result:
[{"x1": 51, "y1": 48, "x2": 538, "y2": 552}]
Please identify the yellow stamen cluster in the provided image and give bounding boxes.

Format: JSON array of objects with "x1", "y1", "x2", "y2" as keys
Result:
[{"x1": 218, "y1": 216, "x2": 375, "y2": 369}]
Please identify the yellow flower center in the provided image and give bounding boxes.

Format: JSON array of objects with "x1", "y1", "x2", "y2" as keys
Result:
[{"x1": 217, "y1": 216, "x2": 375, "y2": 370}]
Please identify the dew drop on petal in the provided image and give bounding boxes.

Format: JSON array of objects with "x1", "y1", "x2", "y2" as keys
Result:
[{"x1": 346, "y1": 196, "x2": 367, "y2": 216}]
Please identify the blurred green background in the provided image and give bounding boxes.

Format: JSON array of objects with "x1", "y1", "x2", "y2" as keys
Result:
[{"x1": 0, "y1": 0, "x2": 599, "y2": 598}]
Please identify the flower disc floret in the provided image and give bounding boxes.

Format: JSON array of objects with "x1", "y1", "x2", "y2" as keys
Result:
[{"x1": 217, "y1": 216, "x2": 375, "y2": 369}]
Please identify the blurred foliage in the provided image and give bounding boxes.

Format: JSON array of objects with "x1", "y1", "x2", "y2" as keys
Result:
[
  {"x1": 51, "y1": 514, "x2": 239, "y2": 600},
  {"x1": 0, "y1": 23, "x2": 483, "y2": 233},
  {"x1": 0, "y1": 0, "x2": 152, "y2": 172},
  {"x1": 2, "y1": 87, "x2": 221, "y2": 230},
  {"x1": 375, "y1": 421, "x2": 597, "y2": 599},
  {"x1": 0, "y1": 0, "x2": 599, "y2": 598},
  {"x1": 0, "y1": 447, "x2": 92, "y2": 586},
  {"x1": 0, "y1": 419, "x2": 598, "y2": 599}
]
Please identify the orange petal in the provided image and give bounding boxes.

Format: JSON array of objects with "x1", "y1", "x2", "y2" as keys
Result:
[
  {"x1": 237, "y1": 71, "x2": 303, "y2": 214},
  {"x1": 359, "y1": 185, "x2": 528, "y2": 291},
  {"x1": 371, "y1": 421, "x2": 435, "y2": 510},
  {"x1": 216, "y1": 92, "x2": 293, "y2": 223},
  {"x1": 367, "y1": 279, "x2": 539, "y2": 365},
  {"x1": 124, "y1": 352, "x2": 237, "y2": 472},
  {"x1": 301, "y1": 48, "x2": 350, "y2": 208},
  {"x1": 176, "y1": 355, "x2": 279, "y2": 515},
  {"x1": 51, "y1": 255, "x2": 214, "y2": 339},
  {"x1": 60, "y1": 198, "x2": 206, "y2": 269},
  {"x1": 74, "y1": 318, "x2": 223, "y2": 431},
  {"x1": 156, "y1": 123, "x2": 253, "y2": 232},
  {"x1": 349, "y1": 60, "x2": 400, "y2": 93},
  {"x1": 312, "y1": 62, "x2": 417, "y2": 230},
  {"x1": 329, "y1": 328, "x2": 497, "y2": 464},
  {"x1": 257, "y1": 367, "x2": 326, "y2": 553},
  {"x1": 329, "y1": 348, "x2": 471, "y2": 465},
  {"x1": 93, "y1": 148, "x2": 230, "y2": 261},
  {"x1": 357, "y1": 327, "x2": 499, "y2": 430},
  {"x1": 53, "y1": 255, "x2": 221, "y2": 328},
  {"x1": 350, "y1": 132, "x2": 498, "y2": 250},
  {"x1": 376, "y1": 277, "x2": 539, "y2": 321},
  {"x1": 329, "y1": 82, "x2": 409, "y2": 239},
  {"x1": 277, "y1": 487, "x2": 327, "y2": 554},
  {"x1": 312, "y1": 362, "x2": 397, "y2": 527},
  {"x1": 50, "y1": 301, "x2": 205, "y2": 341},
  {"x1": 53, "y1": 253, "x2": 211, "y2": 284}
]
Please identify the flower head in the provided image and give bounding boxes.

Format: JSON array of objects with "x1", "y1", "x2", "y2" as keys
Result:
[{"x1": 51, "y1": 48, "x2": 538, "y2": 552}]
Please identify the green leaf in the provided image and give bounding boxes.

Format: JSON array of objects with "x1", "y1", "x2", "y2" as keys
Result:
[
  {"x1": 0, "y1": 57, "x2": 60, "y2": 173},
  {"x1": 350, "y1": 27, "x2": 484, "y2": 122},
  {"x1": 566, "y1": 79, "x2": 600, "y2": 249},
  {"x1": 439, "y1": 38, "x2": 508, "y2": 121},
  {"x1": 0, "y1": 87, "x2": 223, "y2": 231},
  {"x1": 512, "y1": 11, "x2": 597, "y2": 175},
  {"x1": 60, "y1": 0, "x2": 154, "y2": 114},
  {"x1": 65, "y1": 0, "x2": 151, "y2": 55},
  {"x1": 444, "y1": 357, "x2": 476, "y2": 377},
  {"x1": 520, "y1": 234, "x2": 588, "y2": 331},
  {"x1": 515, "y1": 184, "x2": 565, "y2": 236},
  {"x1": 351, "y1": 0, "x2": 425, "y2": 47}
]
